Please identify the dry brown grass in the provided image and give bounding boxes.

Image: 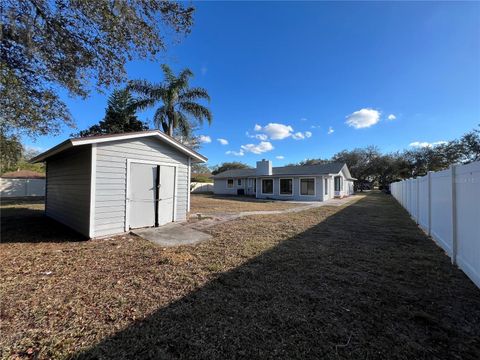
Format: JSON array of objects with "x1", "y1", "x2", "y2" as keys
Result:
[
  {"x1": 189, "y1": 194, "x2": 306, "y2": 214},
  {"x1": 1, "y1": 193, "x2": 479, "y2": 359}
]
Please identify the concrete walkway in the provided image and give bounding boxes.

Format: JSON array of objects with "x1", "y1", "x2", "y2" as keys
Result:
[
  {"x1": 131, "y1": 223, "x2": 212, "y2": 247},
  {"x1": 187, "y1": 195, "x2": 362, "y2": 231}
]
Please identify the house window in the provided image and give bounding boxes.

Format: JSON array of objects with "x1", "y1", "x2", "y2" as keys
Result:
[
  {"x1": 262, "y1": 179, "x2": 273, "y2": 194},
  {"x1": 324, "y1": 178, "x2": 328, "y2": 195},
  {"x1": 227, "y1": 179, "x2": 234, "y2": 188},
  {"x1": 280, "y1": 178, "x2": 293, "y2": 195},
  {"x1": 334, "y1": 176, "x2": 342, "y2": 191},
  {"x1": 238, "y1": 179, "x2": 242, "y2": 186},
  {"x1": 300, "y1": 178, "x2": 315, "y2": 196}
]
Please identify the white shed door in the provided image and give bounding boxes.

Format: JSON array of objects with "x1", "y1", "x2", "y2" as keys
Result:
[
  {"x1": 129, "y1": 163, "x2": 157, "y2": 229},
  {"x1": 158, "y1": 165, "x2": 175, "y2": 226}
]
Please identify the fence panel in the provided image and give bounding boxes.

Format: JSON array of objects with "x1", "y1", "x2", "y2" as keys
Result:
[
  {"x1": 430, "y1": 169, "x2": 453, "y2": 256},
  {"x1": 390, "y1": 161, "x2": 480, "y2": 288},
  {"x1": 418, "y1": 175, "x2": 429, "y2": 233},
  {"x1": 191, "y1": 182, "x2": 213, "y2": 193},
  {"x1": 0, "y1": 178, "x2": 46, "y2": 197},
  {"x1": 454, "y1": 161, "x2": 480, "y2": 287}
]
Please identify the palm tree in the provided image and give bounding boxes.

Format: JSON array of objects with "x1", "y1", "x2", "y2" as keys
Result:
[{"x1": 128, "y1": 64, "x2": 212, "y2": 137}]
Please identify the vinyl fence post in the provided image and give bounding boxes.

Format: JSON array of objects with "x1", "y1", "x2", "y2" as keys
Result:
[
  {"x1": 451, "y1": 165, "x2": 458, "y2": 265},
  {"x1": 427, "y1": 172, "x2": 432, "y2": 236}
]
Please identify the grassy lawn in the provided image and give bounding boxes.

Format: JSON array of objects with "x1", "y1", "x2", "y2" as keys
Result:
[
  {"x1": 190, "y1": 193, "x2": 306, "y2": 214},
  {"x1": 1, "y1": 192, "x2": 479, "y2": 359}
]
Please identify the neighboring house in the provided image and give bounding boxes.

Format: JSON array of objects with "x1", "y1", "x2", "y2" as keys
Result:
[
  {"x1": 31, "y1": 130, "x2": 207, "y2": 238},
  {"x1": 213, "y1": 160, "x2": 355, "y2": 201},
  {"x1": 0, "y1": 170, "x2": 46, "y2": 197}
]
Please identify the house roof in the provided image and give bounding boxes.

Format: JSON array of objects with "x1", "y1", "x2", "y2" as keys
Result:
[
  {"x1": 30, "y1": 130, "x2": 208, "y2": 163},
  {"x1": 1, "y1": 170, "x2": 46, "y2": 179},
  {"x1": 213, "y1": 162, "x2": 356, "y2": 179}
]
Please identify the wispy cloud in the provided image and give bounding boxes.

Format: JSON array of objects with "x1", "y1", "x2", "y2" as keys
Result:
[
  {"x1": 226, "y1": 150, "x2": 244, "y2": 156},
  {"x1": 276, "y1": 155, "x2": 285, "y2": 160},
  {"x1": 345, "y1": 108, "x2": 381, "y2": 129},
  {"x1": 217, "y1": 138, "x2": 228, "y2": 145},
  {"x1": 292, "y1": 131, "x2": 312, "y2": 140},
  {"x1": 387, "y1": 114, "x2": 396, "y2": 121},
  {"x1": 327, "y1": 126, "x2": 334, "y2": 135},
  {"x1": 200, "y1": 65, "x2": 208, "y2": 76},
  {"x1": 198, "y1": 135, "x2": 212, "y2": 143},
  {"x1": 300, "y1": 117, "x2": 308, "y2": 121},
  {"x1": 409, "y1": 141, "x2": 448, "y2": 148}
]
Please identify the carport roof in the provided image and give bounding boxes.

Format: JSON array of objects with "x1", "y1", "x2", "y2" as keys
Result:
[
  {"x1": 31, "y1": 130, "x2": 208, "y2": 163},
  {"x1": 213, "y1": 162, "x2": 356, "y2": 180}
]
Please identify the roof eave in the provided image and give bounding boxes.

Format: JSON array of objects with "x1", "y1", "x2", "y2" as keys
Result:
[{"x1": 30, "y1": 131, "x2": 207, "y2": 163}]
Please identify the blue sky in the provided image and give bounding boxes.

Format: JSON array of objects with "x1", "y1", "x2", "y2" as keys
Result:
[{"x1": 26, "y1": 1, "x2": 479, "y2": 167}]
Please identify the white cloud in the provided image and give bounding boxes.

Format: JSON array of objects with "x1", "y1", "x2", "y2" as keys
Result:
[
  {"x1": 300, "y1": 117, "x2": 308, "y2": 121},
  {"x1": 226, "y1": 150, "x2": 244, "y2": 156},
  {"x1": 292, "y1": 132, "x2": 305, "y2": 140},
  {"x1": 327, "y1": 126, "x2": 334, "y2": 135},
  {"x1": 217, "y1": 138, "x2": 228, "y2": 145},
  {"x1": 345, "y1": 108, "x2": 381, "y2": 129},
  {"x1": 255, "y1": 123, "x2": 293, "y2": 140},
  {"x1": 409, "y1": 141, "x2": 448, "y2": 148},
  {"x1": 198, "y1": 135, "x2": 212, "y2": 143},
  {"x1": 292, "y1": 131, "x2": 312, "y2": 140},
  {"x1": 253, "y1": 123, "x2": 312, "y2": 141},
  {"x1": 387, "y1": 114, "x2": 396, "y2": 121},
  {"x1": 241, "y1": 141, "x2": 274, "y2": 154},
  {"x1": 246, "y1": 131, "x2": 268, "y2": 141},
  {"x1": 310, "y1": 125, "x2": 321, "y2": 129},
  {"x1": 276, "y1": 155, "x2": 285, "y2": 160}
]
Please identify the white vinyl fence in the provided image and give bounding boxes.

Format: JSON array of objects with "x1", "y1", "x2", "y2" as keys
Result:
[
  {"x1": 191, "y1": 182, "x2": 213, "y2": 193},
  {"x1": 0, "y1": 178, "x2": 46, "y2": 197},
  {"x1": 391, "y1": 161, "x2": 480, "y2": 288}
]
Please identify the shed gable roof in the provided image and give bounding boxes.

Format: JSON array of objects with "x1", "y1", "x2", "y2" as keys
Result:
[
  {"x1": 213, "y1": 162, "x2": 354, "y2": 178},
  {"x1": 31, "y1": 130, "x2": 207, "y2": 163}
]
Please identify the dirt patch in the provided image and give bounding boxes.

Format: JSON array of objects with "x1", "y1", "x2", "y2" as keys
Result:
[{"x1": 1, "y1": 193, "x2": 479, "y2": 359}]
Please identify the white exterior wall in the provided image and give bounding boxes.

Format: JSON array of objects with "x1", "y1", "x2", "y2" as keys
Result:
[
  {"x1": 391, "y1": 161, "x2": 480, "y2": 288},
  {"x1": 255, "y1": 176, "x2": 324, "y2": 201},
  {"x1": 45, "y1": 146, "x2": 92, "y2": 237},
  {"x1": 213, "y1": 177, "x2": 248, "y2": 195},
  {"x1": 0, "y1": 178, "x2": 45, "y2": 197},
  {"x1": 93, "y1": 137, "x2": 190, "y2": 237}
]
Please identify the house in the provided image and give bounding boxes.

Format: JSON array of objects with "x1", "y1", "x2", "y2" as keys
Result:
[
  {"x1": 213, "y1": 160, "x2": 355, "y2": 201},
  {"x1": 31, "y1": 130, "x2": 207, "y2": 238}
]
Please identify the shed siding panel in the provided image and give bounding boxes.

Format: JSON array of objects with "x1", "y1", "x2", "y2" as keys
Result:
[
  {"x1": 94, "y1": 137, "x2": 189, "y2": 235},
  {"x1": 45, "y1": 146, "x2": 91, "y2": 236}
]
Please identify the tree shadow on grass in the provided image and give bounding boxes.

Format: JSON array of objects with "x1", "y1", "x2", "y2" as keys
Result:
[
  {"x1": 1, "y1": 208, "x2": 86, "y2": 243},
  {"x1": 76, "y1": 194, "x2": 480, "y2": 359}
]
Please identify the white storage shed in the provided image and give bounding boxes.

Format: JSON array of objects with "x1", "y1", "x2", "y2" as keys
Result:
[{"x1": 31, "y1": 131, "x2": 207, "y2": 238}]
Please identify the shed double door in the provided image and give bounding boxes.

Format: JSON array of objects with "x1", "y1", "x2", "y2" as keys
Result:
[{"x1": 128, "y1": 163, "x2": 175, "y2": 229}]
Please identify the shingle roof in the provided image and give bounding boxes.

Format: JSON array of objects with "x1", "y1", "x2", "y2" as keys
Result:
[{"x1": 213, "y1": 162, "x2": 347, "y2": 178}]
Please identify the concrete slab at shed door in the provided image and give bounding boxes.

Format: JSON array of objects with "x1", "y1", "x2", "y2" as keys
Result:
[{"x1": 129, "y1": 163, "x2": 157, "y2": 228}]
